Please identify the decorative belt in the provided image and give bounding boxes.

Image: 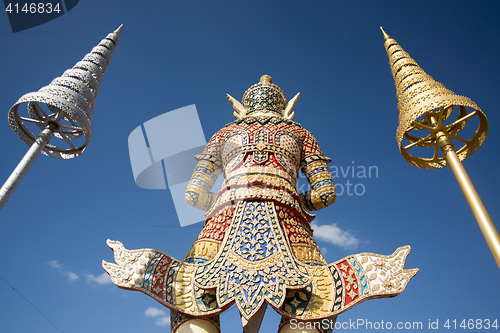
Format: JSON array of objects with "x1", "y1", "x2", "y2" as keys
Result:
[
  {"x1": 223, "y1": 143, "x2": 299, "y2": 166},
  {"x1": 225, "y1": 166, "x2": 297, "y2": 186}
]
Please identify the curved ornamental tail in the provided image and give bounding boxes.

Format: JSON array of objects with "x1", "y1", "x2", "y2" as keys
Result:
[
  {"x1": 381, "y1": 27, "x2": 488, "y2": 169},
  {"x1": 103, "y1": 240, "x2": 418, "y2": 321},
  {"x1": 8, "y1": 25, "x2": 123, "y2": 159}
]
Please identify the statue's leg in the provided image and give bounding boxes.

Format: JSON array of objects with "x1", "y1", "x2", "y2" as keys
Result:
[
  {"x1": 171, "y1": 311, "x2": 220, "y2": 333},
  {"x1": 240, "y1": 302, "x2": 267, "y2": 333},
  {"x1": 278, "y1": 316, "x2": 337, "y2": 333}
]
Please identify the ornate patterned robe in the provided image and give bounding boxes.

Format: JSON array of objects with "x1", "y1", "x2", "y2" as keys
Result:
[{"x1": 103, "y1": 116, "x2": 417, "y2": 327}]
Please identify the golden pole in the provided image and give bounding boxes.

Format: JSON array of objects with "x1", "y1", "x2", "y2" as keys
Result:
[{"x1": 437, "y1": 132, "x2": 500, "y2": 268}]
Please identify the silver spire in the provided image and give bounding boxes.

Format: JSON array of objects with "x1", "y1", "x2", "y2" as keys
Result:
[{"x1": 8, "y1": 24, "x2": 123, "y2": 159}]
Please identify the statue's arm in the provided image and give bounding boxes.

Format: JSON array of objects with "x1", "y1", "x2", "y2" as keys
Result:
[
  {"x1": 185, "y1": 132, "x2": 223, "y2": 211},
  {"x1": 185, "y1": 159, "x2": 222, "y2": 211},
  {"x1": 299, "y1": 158, "x2": 336, "y2": 211},
  {"x1": 298, "y1": 130, "x2": 336, "y2": 211}
]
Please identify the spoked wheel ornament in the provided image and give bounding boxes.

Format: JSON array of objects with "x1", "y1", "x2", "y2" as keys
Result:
[{"x1": 401, "y1": 104, "x2": 488, "y2": 169}]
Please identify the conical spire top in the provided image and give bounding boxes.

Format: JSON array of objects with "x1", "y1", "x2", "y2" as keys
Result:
[
  {"x1": 114, "y1": 24, "x2": 123, "y2": 36},
  {"x1": 380, "y1": 26, "x2": 390, "y2": 41},
  {"x1": 8, "y1": 26, "x2": 122, "y2": 159},
  {"x1": 382, "y1": 30, "x2": 488, "y2": 169}
]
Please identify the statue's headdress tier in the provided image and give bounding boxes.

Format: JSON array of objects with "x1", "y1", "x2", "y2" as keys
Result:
[
  {"x1": 242, "y1": 75, "x2": 288, "y2": 117},
  {"x1": 381, "y1": 27, "x2": 488, "y2": 169},
  {"x1": 227, "y1": 75, "x2": 300, "y2": 120},
  {"x1": 7, "y1": 25, "x2": 123, "y2": 159}
]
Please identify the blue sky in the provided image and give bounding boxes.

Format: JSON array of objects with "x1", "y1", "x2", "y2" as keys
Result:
[{"x1": 1, "y1": 1, "x2": 499, "y2": 332}]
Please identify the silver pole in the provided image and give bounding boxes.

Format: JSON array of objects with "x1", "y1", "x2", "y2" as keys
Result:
[{"x1": 0, "y1": 124, "x2": 55, "y2": 210}]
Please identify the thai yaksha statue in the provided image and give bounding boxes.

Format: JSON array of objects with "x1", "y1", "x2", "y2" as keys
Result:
[{"x1": 103, "y1": 75, "x2": 418, "y2": 333}]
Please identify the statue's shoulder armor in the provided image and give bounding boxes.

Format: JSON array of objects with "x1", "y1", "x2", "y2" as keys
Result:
[{"x1": 219, "y1": 117, "x2": 309, "y2": 149}]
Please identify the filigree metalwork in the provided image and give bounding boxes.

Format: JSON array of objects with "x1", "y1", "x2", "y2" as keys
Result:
[
  {"x1": 381, "y1": 28, "x2": 488, "y2": 169},
  {"x1": 8, "y1": 25, "x2": 122, "y2": 159}
]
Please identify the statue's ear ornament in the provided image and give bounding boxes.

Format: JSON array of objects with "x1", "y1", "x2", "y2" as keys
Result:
[
  {"x1": 227, "y1": 93, "x2": 247, "y2": 119},
  {"x1": 283, "y1": 92, "x2": 300, "y2": 120}
]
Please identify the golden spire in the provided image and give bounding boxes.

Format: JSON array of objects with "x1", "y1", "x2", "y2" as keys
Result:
[
  {"x1": 382, "y1": 29, "x2": 500, "y2": 269},
  {"x1": 380, "y1": 26, "x2": 390, "y2": 41},
  {"x1": 381, "y1": 28, "x2": 488, "y2": 169}
]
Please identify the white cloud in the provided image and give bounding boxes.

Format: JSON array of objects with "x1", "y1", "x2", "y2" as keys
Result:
[
  {"x1": 48, "y1": 260, "x2": 62, "y2": 269},
  {"x1": 86, "y1": 272, "x2": 112, "y2": 285},
  {"x1": 66, "y1": 272, "x2": 80, "y2": 282},
  {"x1": 145, "y1": 307, "x2": 170, "y2": 327},
  {"x1": 145, "y1": 307, "x2": 166, "y2": 317},
  {"x1": 311, "y1": 222, "x2": 360, "y2": 250},
  {"x1": 155, "y1": 316, "x2": 171, "y2": 327},
  {"x1": 49, "y1": 260, "x2": 112, "y2": 286},
  {"x1": 49, "y1": 260, "x2": 79, "y2": 283}
]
